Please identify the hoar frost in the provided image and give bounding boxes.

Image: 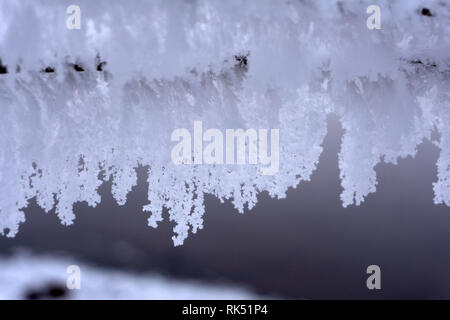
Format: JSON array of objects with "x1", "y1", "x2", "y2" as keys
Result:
[{"x1": 0, "y1": 0, "x2": 449, "y2": 245}]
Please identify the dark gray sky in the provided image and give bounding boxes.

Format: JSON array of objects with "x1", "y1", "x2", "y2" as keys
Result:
[{"x1": 1, "y1": 116, "x2": 450, "y2": 299}]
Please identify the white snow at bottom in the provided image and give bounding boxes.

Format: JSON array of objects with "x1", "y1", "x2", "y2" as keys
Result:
[
  {"x1": 0, "y1": 0, "x2": 449, "y2": 245},
  {"x1": 0, "y1": 254, "x2": 262, "y2": 300}
]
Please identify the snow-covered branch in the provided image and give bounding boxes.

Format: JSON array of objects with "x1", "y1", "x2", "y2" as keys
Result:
[{"x1": 0, "y1": 0, "x2": 449, "y2": 244}]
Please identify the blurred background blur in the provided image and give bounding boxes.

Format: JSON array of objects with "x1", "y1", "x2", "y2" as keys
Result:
[{"x1": 2, "y1": 116, "x2": 450, "y2": 299}]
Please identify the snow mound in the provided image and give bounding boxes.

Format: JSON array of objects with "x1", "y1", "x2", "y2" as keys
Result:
[{"x1": 0, "y1": 254, "x2": 261, "y2": 299}]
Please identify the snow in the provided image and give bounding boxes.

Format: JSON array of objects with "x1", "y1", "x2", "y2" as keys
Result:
[
  {"x1": 0, "y1": 0, "x2": 449, "y2": 244},
  {"x1": 0, "y1": 254, "x2": 261, "y2": 299}
]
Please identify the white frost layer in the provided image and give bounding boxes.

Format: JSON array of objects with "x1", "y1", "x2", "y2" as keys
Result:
[
  {"x1": 0, "y1": 254, "x2": 260, "y2": 299},
  {"x1": 0, "y1": 0, "x2": 449, "y2": 244}
]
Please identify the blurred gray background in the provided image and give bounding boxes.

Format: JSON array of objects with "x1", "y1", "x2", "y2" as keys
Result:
[{"x1": 1, "y1": 116, "x2": 450, "y2": 299}]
